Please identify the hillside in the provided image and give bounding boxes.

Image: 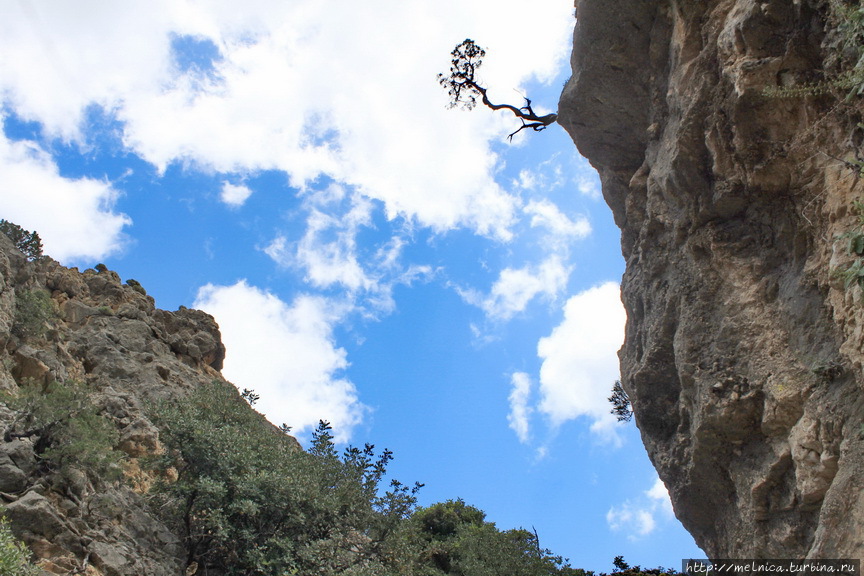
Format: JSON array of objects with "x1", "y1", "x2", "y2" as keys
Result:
[{"x1": 558, "y1": 0, "x2": 863, "y2": 559}]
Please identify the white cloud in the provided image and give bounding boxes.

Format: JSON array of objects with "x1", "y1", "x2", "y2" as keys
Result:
[
  {"x1": 263, "y1": 187, "x2": 433, "y2": 314},
  {"x1": 646, "y1": 477, "x2": 675, "y2": 516},
  {"x1": 220, "y1": 181, "x2": 252, "y2": 207},
  {"x1": 524, "y1": 199, "x2": 591, "y2": 241},
  {"x1": 461, "y1": 255, "x2": 571, "y2": 322},
  {"x1": 572, "y1": 154, "x2": 602, "y2": 199},
  {"x1": 606, "y1": 476, "x2": 675, "y2": 540},
  {"x1": 507, "y1": 372, "x2": 533, "y2": 443},
  {"x1": 0, "y1": 131, "x2": 130, "y2": 263},
  {"x1": 194, "y1": 280, "x2": 365, "y2": 443},
  {"x1": 1, "y1": 0, "x2": 575, "y2": 239},
  {"x1": 606, "y1": 502, "x2": 656, "y2": 539},
  {"x1": 536, "y1": 282, "x2": 625, "y2": 438}
]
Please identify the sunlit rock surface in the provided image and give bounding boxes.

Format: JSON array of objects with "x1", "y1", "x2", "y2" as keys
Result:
[{"x1": 560, "y1": 0, "x2": 863, "y2": 559}]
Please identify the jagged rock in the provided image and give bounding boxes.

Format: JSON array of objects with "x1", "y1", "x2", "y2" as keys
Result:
[
  {"x1": 117, "y1": 417, "x2": 161, "y2": 458},
  {"x1": 5, "y1": 491, "x2": 68, "y2": 541},
  {"x1": 559, "y1": 0, "x2": 863, "y2": 559},
  {"x1": 0, "y1": 453, "x2": 27, "y2": 492},
  {"x1": 0, "y1": 232, "x2": 247, "y2": 574},
  {"x1": 11, "y1": 345, "x2": 51, "y2": 386}
]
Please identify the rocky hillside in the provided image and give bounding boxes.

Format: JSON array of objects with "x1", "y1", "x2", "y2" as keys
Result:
[
  {"x1": 559, "y1": 0, "x2": 863, "y2": 560},
  {"x1": 0, "y1": 230, "x2": 237, "y2": 575}
]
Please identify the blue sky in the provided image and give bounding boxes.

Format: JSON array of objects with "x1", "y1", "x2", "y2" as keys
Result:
[{"x1": 1, "y1": 0, "x2": 704, "y2": 571}]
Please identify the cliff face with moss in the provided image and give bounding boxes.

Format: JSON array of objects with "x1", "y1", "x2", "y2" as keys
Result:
[{"x1": 559, "y1": 0, "x2": 863, "y2": 559}]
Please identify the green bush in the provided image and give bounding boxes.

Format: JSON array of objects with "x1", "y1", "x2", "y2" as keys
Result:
[
  {"x1": 408, "y1": 499, "x2": 585, "y2": 576},
  {"x1": 148, "y1": 381, "x2": 420, "y2": 576},
  {"x1": 0, "y1": 515, "x2": 39, "y2": 576},
  {"x1": 833, "y1": 199, "x2": 864, "y2": 291},
  {"x1": 1, "y1": 380, "x2": 123, "y2": 482},
  {"x1": 13, "y1": 289, "x2": 57, "y2": 339},
  {"x1": 149, "y1": 382, "x2": 675, "y2": 576},
  {"x1": 125, "y1": 279, "x2": 147, "y2": 295}
]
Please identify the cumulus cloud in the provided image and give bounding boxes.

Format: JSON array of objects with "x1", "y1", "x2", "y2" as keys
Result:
[
  {"x1": 0, "y1": 131, "x2": 130, "y2": 263},
  {"x1": 524, "y1": 199, "x2": 591, "y2": 242},
  {"x1": 536, "y1": 282, "x2": 625, "y2": 438},
  {"x1": 507, "y1": 372, "x2": 534, "y2": 443},
  {"x1": 646, "y1": 477, "x2": 675, "y2": 516},
  {"x1": 266, "y1": 191, "x2": 376, "y2": 293},
  {"x1": 572, "y1": 155, "x2": 603, "y2": 199},
  {"x1": 194, "y1": 280, "x2": 366, "y2": 443},
  {"x1": 606, "y1": 502, "x2": 656, "y2": 539},
  {"x1": 220, "y1": 181, "x2": 253, "y2": 207},
  {"x1": 607, "y1": 476, "x2": 674, "y2": 540},
  {"x1": 460, "y1": 255, "x2": 571, "y2": 322},
  {"x1": 1, "y1": 0, "x2": 575, "y2": 239},
  {"x1": 263, "y1": 187, "x2": 434, "y2": 314}
]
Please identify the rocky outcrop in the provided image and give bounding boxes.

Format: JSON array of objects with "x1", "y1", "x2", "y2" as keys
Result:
[
  {"x1": 560, "y1": 0, "x2": 863, "y2": 560},
  {"x1": 0, "y1": 232, "x2": 251, "y2": 575}
]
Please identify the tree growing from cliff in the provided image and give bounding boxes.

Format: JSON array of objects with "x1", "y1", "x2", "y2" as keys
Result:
[
  {"x1": 608, "y1": 380, "x2": 632, "y2": 422},
  {"x1": 0, "y1": 220, "x2": 42, "y2": 261},
  {"x1": 438, "y1": 39, "x2": 558, "y2": 141}
]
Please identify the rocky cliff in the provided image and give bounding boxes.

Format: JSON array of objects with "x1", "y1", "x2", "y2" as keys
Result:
[
  {"x1": 559, "y1": 0, "x2": 863, "y2": 559},
  {"x1": 0, "y1": 231, "x2": 252, "y2": 575}
]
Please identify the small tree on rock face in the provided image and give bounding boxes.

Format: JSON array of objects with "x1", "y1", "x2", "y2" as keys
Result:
[
  {"x1": 608, "y1": 380, "x2": 633, "y2": 423},
  {"x1": 438, "y1": 39, "x2": 558, "y2": 141},
  {"x1": 0, "y1": 220, "x2": 42, "y2": 261}
]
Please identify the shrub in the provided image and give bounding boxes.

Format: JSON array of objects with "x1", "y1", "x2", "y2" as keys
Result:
[
  {"x1": 0, "y1": 515, "x2": 39, "y2": 576},
  {"x1": 409, "y1": 499, "x2": 584, "y2": 576},
  {"x1": 1, "y1": 379, "x2": 123, "y2": 483},
  {"x1": 148, "y1": 381, "x2": 420, "y2": 576},
  {"x1": 833, "y1": 198, "x2": 864, "y2": 290},
  {"x1": 125, "y1": 278, "x2": 147, "y2": 295},
  {"x1": 13, "y1": 289, "x2": 57, "y2": 339}
]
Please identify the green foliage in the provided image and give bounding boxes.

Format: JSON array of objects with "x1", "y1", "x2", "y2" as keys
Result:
[
  {"x1": 13, "y1": 289, "x2": 58, "y2": 339},
  {"x1": 409, "y1": 500, "x2": 582, "y2": 576},
  {"x1": 608, "y1": 380, "x2": 633, "y2": 423},
  {"x1": 125, "y1": 278, "x2": 147, "y2": 295},
  {"x1": 148, "y1": 382, "x2": 420, "y2": 576},
  {"x1": 150, "y1": 382, "x2": 670, "y2": 576},
  {"x1": 1, "y1": 380, "x2": 123, "y2": 482},
  {"x1": 604, "y1": 556, "x2": 681, "y2": 576},
  {"x1": 763, "y1": 1, "x2": 864, "y2": 100},
  {"x1": 833, "y1": 198, "x2": 864, "y2": 291},
  {"x1": 828, "y1": 0, "x2": 864, "y2": 99},
  {"x1": 0, "y1": 515, "x2": 39, "y2": 576},
  {"x1": 0, "y1": 220, "x2": 42, "y2": 261}
]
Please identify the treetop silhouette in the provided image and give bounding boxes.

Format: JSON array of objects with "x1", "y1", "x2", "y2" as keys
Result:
[{"x1": 438, "y1": 39, "x2": 558, "y2": 141}]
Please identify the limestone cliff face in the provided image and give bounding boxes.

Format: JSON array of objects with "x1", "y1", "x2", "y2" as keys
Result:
[
  {"x1": 559, "y1": 0, "x2": 863, "y2": 559},
  {"x1": 0, "y1": 232, "x2": 261, "y2": 575}
]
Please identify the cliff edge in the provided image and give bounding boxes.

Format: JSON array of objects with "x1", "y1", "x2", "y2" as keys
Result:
[{"x1": 559, "y1": 0, "x2": 863, "y2": 559}]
